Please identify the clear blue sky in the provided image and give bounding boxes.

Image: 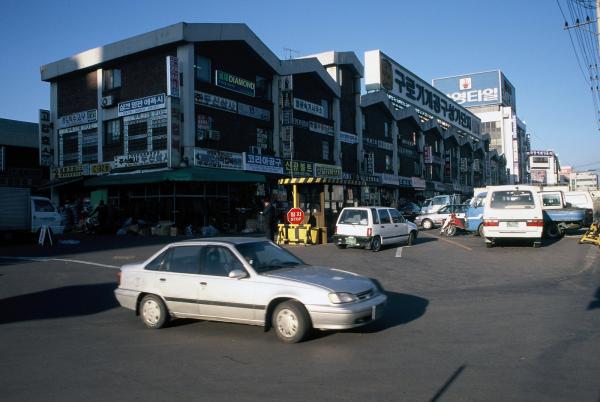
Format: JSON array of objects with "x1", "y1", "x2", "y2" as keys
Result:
[{"x1": 1, "y1": 0, "x2": 599, "y2": 171}]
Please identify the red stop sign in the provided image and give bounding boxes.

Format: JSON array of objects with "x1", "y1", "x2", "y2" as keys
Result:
[{"x1": 287, "y1": 208, "x2": 305, "y2": 225}]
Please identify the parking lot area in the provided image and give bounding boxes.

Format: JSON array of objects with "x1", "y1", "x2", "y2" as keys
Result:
[{"x1": 1, "y1": 233, "x2": 599, "y2": 401}]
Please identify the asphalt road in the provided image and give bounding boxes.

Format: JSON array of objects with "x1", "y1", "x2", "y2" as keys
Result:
[{"x1": 0, "y1": 232, "x2": 599, "y2": 402}]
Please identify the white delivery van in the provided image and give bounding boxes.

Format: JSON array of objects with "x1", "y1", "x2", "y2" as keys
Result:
[
  {"x1": 332, "y1": 206, "x2": 418, "y2": 252},
  {"x1": 0, "y1": 187, "x2": 64, "y2": 238},
  {"x1": 482, "y1": 185, "x2": 544, "y2": 248}
]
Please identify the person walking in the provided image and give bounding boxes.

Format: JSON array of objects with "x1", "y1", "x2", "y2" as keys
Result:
[{"x1": 261, "y1": 197, "x2": 277, "y2": 241}]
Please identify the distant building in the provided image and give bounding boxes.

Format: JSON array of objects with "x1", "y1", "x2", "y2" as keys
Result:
[
  {"x1": 528, "y1": 150, "x2": 560, "y2": 185},
  {"x1": 560, "y1": 165, "x2": 572, "y2": 185},
  {"x1": 432, "y1": 70, "x2": 529, "y2": 184},
  {"x1": 570, "y1": 171, "x2": 598, "y2": 191},
  {"x1": 0, "y1": 118, "x2": 45, "y2": 187}
]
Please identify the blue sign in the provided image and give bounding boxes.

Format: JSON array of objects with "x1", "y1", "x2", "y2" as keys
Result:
[
  {"x1": 432, "y1": 71, "x2": 502, "y2": 108},
  {"x1": 244, "y1": 153, "x2": 284, "y2": 174}
]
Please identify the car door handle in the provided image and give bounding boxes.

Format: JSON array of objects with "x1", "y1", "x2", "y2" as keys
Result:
[
  {"x1": 159, "y1": 278, "x2": 166, "y2": 282},
  {"x1": 200, "y1": 282, "x2": 207, "y2": 286},
  {"x1": 381, "y1": 225, "x2": 385, "y2": 228}
]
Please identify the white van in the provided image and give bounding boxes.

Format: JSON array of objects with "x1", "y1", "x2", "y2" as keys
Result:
[
  {"x1": 333, "y1": 207, "x2": 418, "y2": 252},
  {"x1": 482, "y1": 185, "x2": 544, "y2": 248}
]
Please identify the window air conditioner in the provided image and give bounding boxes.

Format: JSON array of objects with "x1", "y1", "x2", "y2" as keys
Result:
[{"x1": 101, "y1": 96, "x2": 114, "y2": 108}]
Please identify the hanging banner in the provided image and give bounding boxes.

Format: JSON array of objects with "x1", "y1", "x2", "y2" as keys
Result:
[
  {"x1": 193, "y1": 148, "x2": 243, "y2": 170},
  {"x1": 244, "y1": 153, "x2": 284, "y2": 174},
  {"x1": 39, "y1": 109, "x2": 53, "y2": 166},
  {"x1": 118, "y1": 94, "x2": 166, "y2": 117},
  {"x1": 166, "y1": 56, "x2": 180, "y2": 98},
  {"x1": 113, "y1": 150, "x2": 168, "y2": 169}
]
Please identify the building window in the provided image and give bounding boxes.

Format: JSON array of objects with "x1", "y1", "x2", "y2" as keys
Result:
[
  {"x1": 255, "y1": 76, "x2": 271, "y2": 100},
  {"x1": 385, "y1": 154, "x2": 392, "y2": 172},
  {"x1": 104, "y1": 119, "x2": 121, "y2": 146},
  {"x1": 103, "y1": 69, "x2": 121, "y2": 91},
  {"x1": 195, "y1": 56, "x2": 211, "y2": 82},
  {"x1": 322, "y1": 141, "x2": 330, "y2": 161},
  {"x1": 384, "y1": 122, "x2": 389, "y2": 138}
]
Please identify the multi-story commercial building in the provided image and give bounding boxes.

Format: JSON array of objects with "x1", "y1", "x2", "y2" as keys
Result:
[
  {"x1": 528, "y1": 150, "x2": 560, "y2": 185},
  {"x1": 432, "y1": 70, "x2": 528, "y2": 184},
  {"x1": 0, "y1": 118, "x2": 45, "y2": 188},
  {"x1": 569, "y1": 171, "x2": 598, "y2": 191},
  {"x1": 39, "y1": 22, "x2": 502, "y2": 233}
]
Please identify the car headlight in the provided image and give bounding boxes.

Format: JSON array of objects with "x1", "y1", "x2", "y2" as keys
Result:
[{"x1": 328, "y1": 292, "x2": 358, "y2": 304}]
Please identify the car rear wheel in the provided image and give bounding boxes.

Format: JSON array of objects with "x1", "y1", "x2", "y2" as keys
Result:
[
  {"x1": 422, "y1": 219, "x2": 433, "y2": 230},
  {"x1": 140, "y1": 294, "x2": 169, "y2": 329},
  {"x1": 371, "y1": 235, "x2": 382, "y2": 252},
  {"x1": 336, "y1": 244, "x2": 347, "y2": 249},
  {"x1": 477, "y1": 223, "x2": 484, "y2": 237},
  {"x1": 273, "y1": 301, "x2": 311, "y2": 343}
]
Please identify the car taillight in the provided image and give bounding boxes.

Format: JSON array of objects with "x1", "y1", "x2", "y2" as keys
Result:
[
  {"x1": 117, "y1": 271, "x2": 121, "y2": 286},
  {"x1": 483, "y1": 220, "x2": 499, "y2": 226},
  {"x1": 367, "y1": 228, "x2": 372, "y2": 236},
  {"x1": 526, "y1": 219, "x2": 544, "y2": 227}
]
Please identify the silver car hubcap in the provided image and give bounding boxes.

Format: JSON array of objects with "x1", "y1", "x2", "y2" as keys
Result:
[
  {"x1": 276, "y1": 308, "x2": 298, "y2": 338},
  {"x1": 143, "y1": 300, "x2": 160, "y2": 325}
]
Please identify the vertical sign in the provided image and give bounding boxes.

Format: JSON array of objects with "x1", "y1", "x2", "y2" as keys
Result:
[
  {"x1": 168, "y1": 97, "x2": 181, "y2": 168},
  {"x1": 280, "y1": 75, "x2": 294, "y2": 162},
  {"x1": 38, "y1": 109, "x2": 52, "y2": 166},
  {"x1": 167, "y1": 56, "x2": 180, "y2": 98},
  {"x1": 423, "y1": 146, "x2": 432, "y2": 164}
]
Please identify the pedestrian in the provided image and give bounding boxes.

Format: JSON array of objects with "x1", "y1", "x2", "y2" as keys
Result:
[
  {"x1": 261, "y1": 197, "x2": 277, "y2": 241},
  {"x1": 90, "y1": 200, "x2": 108, "y2": 233}
]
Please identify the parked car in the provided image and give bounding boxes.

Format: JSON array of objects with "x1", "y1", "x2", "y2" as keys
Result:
[
  {"x1": 398, "y1": 201, "x2": 421, "y2": 222},
  {"x1": 332, "y1": 206, "x2": 419, "y2": 251},
  {"x1": 539, "y1": 190, "x2": 592, "y2": 238},
  {"x1": 114, "y1": 238, "x2": 387, "y2": 343},
  {"x1": 414, "y1": 204, "x2": 468, "y2": 230},
  {"x1": 420, "y1": 194, "x2": 462, "y2": 214},
  {"x1": 482, "y1": 185, "x2": 544, "y2": 248}
]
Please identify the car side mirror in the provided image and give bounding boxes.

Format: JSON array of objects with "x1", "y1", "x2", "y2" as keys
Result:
[{"x1": 228, "y1": 269, "x2": 248, "y2": 279}]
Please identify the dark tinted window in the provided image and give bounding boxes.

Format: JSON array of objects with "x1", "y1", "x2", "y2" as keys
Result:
[
  {"x1": 200, "y1": 246, "x2": 245, "y2": 277},
  {"x1": 370, "y1": 208, "x2": 380, "y2": 224},
  {"x1": 378, "y1": 209, "x2": 391, "y2": 224},
  {"x1": 166, "y1": 246, "x2": 202, "y2": 274},
  {"x1": 388, "y1": 209, "x2": 404, "y2": 223},
  {"x1": 145, "y1": 249, "x2": 170, "y2": 271}
]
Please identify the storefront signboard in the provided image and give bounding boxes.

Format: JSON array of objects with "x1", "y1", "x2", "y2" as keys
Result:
[
  {"x1": 194, "y1": 91, "x2": 237, "y2": 112},
  {"x1": 411, "y1": 177, "x2": 426, "y2": 190},
  {"x1": 293, "y1": 98, "x2": 326, "y2": 118},
  {"x1": 90, "y1": 163, "x2": 111, "y2": 175},
  {"x1": 365, "y1": 50, "x2": 479, "y2": 137},
  {"x1": 361, "y1": 175, "x2": 381, "y2": 184},
  {"x1": 399, "y1": 176, "x2": 412, "y2": 187},
  {"x1": 244, "y1": 153, "x2": 284, "y2": 174},
  {"x1": 113, "y1": 150, "x2": 168, "y2": 169},
  {"x1": 340, "y1": 131, "x2": 358, "y2": 144},
  {"x1": 53, "y1": 165, "x2": 84, "y2": 179},
  {"x1": 118, "y1": 94, "x2": 166, "y2": 117},
  {"x1": 58, "y1": 109, "x2": 97, "y2": 129},
  {"x1": 238, "y1": 102, "x2": 270, "y2": 121},
  {"x1": 39, "y1": 109, "x2": 52, "y2": 166},
  {"x1": 193, "y1": 148, "x2": 243, "y2": 170},
  {"x1": 315, "y1": 163, "x2": 342, "y2": 179},
  {"x1": 284, "y1": 160, "x2": 314, "y2": 177},
  {"x1": 377, "y1": 173, "x2": 399, "y2": 186},
  {"x1": 166, "y1": 56, "x2": 180, "y2": 98},
  {"x1": 293, "y1": 117, "x2": 333, "y2": 136},
  {"x1": 215, "y1": 70, "x2": 255, "y2": 97}
]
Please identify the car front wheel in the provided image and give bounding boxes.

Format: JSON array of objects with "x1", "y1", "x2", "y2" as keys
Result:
[
  {"x1": 407, "y1": 231, "x2": 417, "y2": 246},
  {"x1": 422, "y1": 219, "x2": 433, "y2": 230},
  {"x1": 273, "y1": 301, "x2": 311, "y2": 343},
  {"x1": 140, "y1": 294, "x2": 169, "y2": 329}
]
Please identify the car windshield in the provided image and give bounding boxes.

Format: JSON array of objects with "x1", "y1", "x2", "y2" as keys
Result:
[{"x1": 235, "y1": 241, "x2": 305, "y2": 273}]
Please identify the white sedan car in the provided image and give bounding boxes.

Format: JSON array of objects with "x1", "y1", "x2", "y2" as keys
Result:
[{"x1": 114, "y1": 238, "x2": 387, "y2": 343}]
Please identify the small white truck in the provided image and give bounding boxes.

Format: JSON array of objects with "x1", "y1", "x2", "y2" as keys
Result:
[{"x1": 0, "y1": 187, "x2": 64, "y2": 239}]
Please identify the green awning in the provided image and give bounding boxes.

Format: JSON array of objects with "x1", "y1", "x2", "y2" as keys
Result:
[{"x1": 84, "y1": 167, "x2": 266, "y2": 187}]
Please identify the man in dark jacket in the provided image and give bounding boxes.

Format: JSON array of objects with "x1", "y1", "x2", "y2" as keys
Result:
[{"x1": 261, "y1": 197, "x2": 277, "y2": 241}]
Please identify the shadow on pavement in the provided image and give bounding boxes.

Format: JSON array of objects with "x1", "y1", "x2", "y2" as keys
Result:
[
  {"x1": 588, "y1": 287, "x2": 600, "y2": 310},
  {"x1": 430, "y1": 364, "x2": 467, "y2": 402},
  {"x1": 354, "y1": 291, "x2": 429, "y2": 333},
  {"x1": 0, "y1": 282, "x2": 118, "y2": 325}
]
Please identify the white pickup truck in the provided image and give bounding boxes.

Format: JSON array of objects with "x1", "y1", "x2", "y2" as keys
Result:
[{"x1": 0, "y1": 187, "x2": 64, "y2": 239}]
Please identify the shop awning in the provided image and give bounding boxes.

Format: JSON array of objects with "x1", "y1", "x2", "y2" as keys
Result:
[
  {"x1": 85, "y1": 167, "x2": 266, "y2": 187},
  {"x1": 278, "y1": 177, "x2": 363, "y2": 186},
  {"x1": 37, "y1": 177, "x2": 84, "y2": 190}
]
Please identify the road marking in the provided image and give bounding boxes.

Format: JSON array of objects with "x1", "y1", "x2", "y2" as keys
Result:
[
  {"x1": 395, "y1": 247, "x2": 403, "y2": 258},
  {"x1": 0, "y1": 256, "x2": 119, "y2": 269},
  {"x1": 421, "y1": 232, "x2": 473, "y2": 251}
]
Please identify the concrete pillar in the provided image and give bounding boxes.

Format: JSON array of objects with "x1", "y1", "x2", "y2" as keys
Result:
[
  {"x1": 392, "y1": 120, "x2": 399, "y2": 175},
  {"x1": 50, "y1": 82, "x2": 58, "y2": 167},
  {"x1": 96, "y1": 69, "x2": 104, "y2": 163},
  {"x1": 272, "y1": 75, "x2": 280, "y2": 157},
  {"x1": 356, "y1": 83, "x2": 363, "y2": 170},
  {"x1": 177, "y1": 43, "x2": 195, "y2": 164}
]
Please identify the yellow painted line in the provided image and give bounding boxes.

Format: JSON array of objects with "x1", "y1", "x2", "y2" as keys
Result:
[{"x1": 421, "y1": 232, "x2": 473, "y2": 251}]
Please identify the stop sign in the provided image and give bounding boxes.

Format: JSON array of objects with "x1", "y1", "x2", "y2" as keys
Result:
[{"x1": 287, "y1": 208, "x2": 305, "y2": 225}]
